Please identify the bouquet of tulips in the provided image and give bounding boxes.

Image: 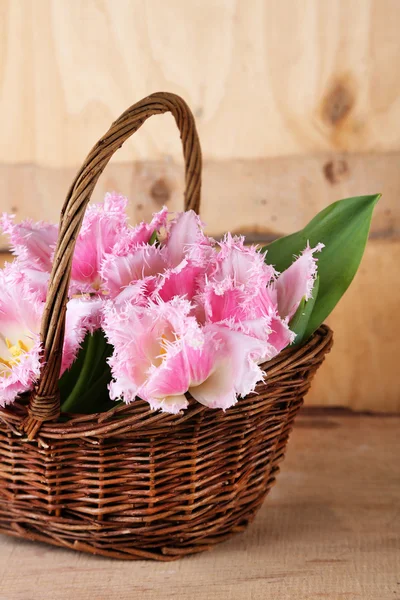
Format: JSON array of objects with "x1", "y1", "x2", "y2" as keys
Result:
[{"x1": 0, "y1": 193, "x2": 379, "y2": 415}]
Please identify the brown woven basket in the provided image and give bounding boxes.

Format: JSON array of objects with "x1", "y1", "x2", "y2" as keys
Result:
[{"x1": 0, "y1": 92, "x2": 333, "y2": 560}]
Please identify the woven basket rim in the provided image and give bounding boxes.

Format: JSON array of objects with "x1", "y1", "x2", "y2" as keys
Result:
[{"x1": 0, "y1": 324, "x2": 333, "y2": 441}]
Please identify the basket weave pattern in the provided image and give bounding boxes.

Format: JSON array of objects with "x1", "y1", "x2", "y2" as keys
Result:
[
  {"x1": 0, "y1": 326, "x2": 332, "y2": 560},
  {"x1": 0, "y1": 93, "x2": 333, "y2": 560}
]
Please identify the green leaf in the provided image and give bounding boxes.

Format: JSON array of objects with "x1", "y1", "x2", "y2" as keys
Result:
[
  {"x1": 289, "y1": 276, "x2": 320, "y2": 346},
  {"x1": 70, "y1": 367, "x2": 114, "y2": 414},
  {"x1": 58, "y1": 334, "x2": 91, "y2": 400},
  {"x1": 60, "y1": 330, "x2": 112, "y2": 413},
  {"x1": 262, "y1": 194, "x2": 380, "y2": 339}
]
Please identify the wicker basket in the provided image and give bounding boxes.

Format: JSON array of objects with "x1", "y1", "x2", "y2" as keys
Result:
[{"x1": 0, "y1": 92, "x2": 333, "y2": 560}]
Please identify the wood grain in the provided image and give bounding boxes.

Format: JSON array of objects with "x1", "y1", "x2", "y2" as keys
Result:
[
  {"x1": 307, "y1": 239, "x2": 400, "y2": 412},
  {"x1": 1, "y1": 0, "x2": 400, "y2": 167},
  {"x1": 0, "y1": 153, "x2": 398, "y2": 249},
  {"x1": 0, "y1": 413, "x2": 398, "y2": 599}
]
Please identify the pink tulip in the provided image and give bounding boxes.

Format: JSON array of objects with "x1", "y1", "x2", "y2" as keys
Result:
[
  {"x1": 1, "y1": 197, "x2": 169, "y2": 297},
  {"x1": 102, "y1": 297, "x2": 197, "y2": 412},
  {"x1": 1, "y1": 214, "x2": 57, "y2": 299},
  {"x1": 74, "y1": 203, "x2": 168, "y2": 296},
  {"x1": 201, "y1": 234, "x2": 277, "y2": 322},
  {"x1": 11, "y1": 261, "x2": 50, "y2": 302},
  {"x1": 101, "y1": 210, "x2": 212, "y2": 304},
  {"x1": 268, "y1": 243, "x2": 324, "y2": 320},
  {"x1": 102, "y1": 296, "x2": 275, "y2": 413},
  {"x1": 0, "y1": 259, "x2": 105, "y2": 405},
  {"x1": 198, "y1": 234, "x2": 293, "y2": 357},
  {"x1": 0, "y1": 265, "x2": 44, "y2": 405}
]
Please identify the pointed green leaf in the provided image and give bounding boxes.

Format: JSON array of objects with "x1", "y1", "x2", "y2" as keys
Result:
[
  {"x1": 60, "y1": 330, "x2": 112, "y2": 413},
  {"x1": 262, "y1": 194, "x2": 380, "y2": 338},
  {"x1": 58, "y1": 333, "x2": 91, "y2": 400}
]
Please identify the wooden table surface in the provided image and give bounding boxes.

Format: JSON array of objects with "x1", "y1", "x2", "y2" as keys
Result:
[{"x1": 0, "y1": 412, "x2": 398, "y2": 600}]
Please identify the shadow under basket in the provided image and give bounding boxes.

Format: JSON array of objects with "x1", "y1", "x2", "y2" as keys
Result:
[{"x1": 0, "y1": 325, "x2": 333, "y2": 561}]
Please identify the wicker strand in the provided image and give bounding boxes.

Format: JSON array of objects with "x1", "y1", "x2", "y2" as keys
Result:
[{"x1": 24, "y1": 92, "x2": 202, "y2": 438}]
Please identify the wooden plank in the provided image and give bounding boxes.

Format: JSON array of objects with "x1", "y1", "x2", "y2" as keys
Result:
[
  {"x1": 1, "y1": 239, "x2": 399, "y2": 413},
  {"x1": 307, "y1": 239, "x2": 400, "y2": 412},
  {"x1": 0, "y1": 253, "x2": 10, "y2": 266},
  {"x1": 0, "y1": 0, "x2": 400, "y2": 168},
  {"x1": 0, "y1": 413, "x2": 398, "y2": 599},
  {"x1": 0, "y1": 153, "x2": 398, "y2": 249}
]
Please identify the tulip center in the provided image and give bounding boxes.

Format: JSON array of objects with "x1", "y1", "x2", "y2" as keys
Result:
[{"x1": 0, "y1": 338, "x2": 29, "y2": 372}]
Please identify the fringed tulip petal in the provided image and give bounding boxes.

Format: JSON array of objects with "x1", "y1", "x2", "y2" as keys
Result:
[
  {"x1": 0, "y1": 213, "x2": 58, "y2": 271},
  {"x1": 272, "y1": 243, "x2": 324, "y2": 319},
  {"x1": 165, "y1": 210, "x2": 212, "y2": 267},
  {"x1": 112, "y1": 207, "x2": 169, "y2": 253},
  {"x1": 101, "y1": 245, "x2": 168, "y2": 298},
  {"x1": 62, "y1": 297, "x2": 103, "y2": 374},
  {"x1": 0, "y1": 266, "x2": 43, "y2": 405},
  {"x1": 103, "y1": 297, "x2": 197, "y2": 410},
  {"x1": 189, "y1": 325, "x2": 266, "y2": 409},
  {"x1": 71, "y1": 193, "x2": 130, "y2": 292}
]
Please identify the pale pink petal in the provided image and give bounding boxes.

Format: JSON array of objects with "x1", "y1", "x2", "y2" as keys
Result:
[
  {"x1": 101, "y1": 245, "x2": 168, "y2": 298},
  {"x1": 213, "y1": 325, "x2": 267, "y2": 397},
  {"x1": 0, "y1": 267, "x2": 44, "y2": 405},
  {"x1": 210, "y1": 234, "x2": 276, "y2": 288},
  {"x1": 189, "y1": 324, "x2": 266, "y2": 409},
  {"x1": 141, "y1": 348, "x2": 191, "y2": 413},
  {"x1": 252, "y1": 286, "x2": 278, "y2": 317},
  {"x1": 199, "y1": 234, "x2": 277, "y2": 324},
  {"x1": 201, "y1": 278, "x2": 277, "y2": 324},
  {"x1": 1, "y1": 213, "x2": 58, "y2": 271},
  {"x1": 189, "y1": 366, "x2": 236, "y2": 410},
  {"x1": 186, "y1": 329, "x2": 221, "y2": 387},
  {"x1": 202, "y1": 282, "x2": 246, "y2": 323},
  {"x1": 157, "y1": 260, "x2": 204, "y2": 304},
  {"x1": 226, "y1": 311, "x2": 294, "y2": 362},
  {"x1": 272, "y1": 243, "x2": 324, "y2": 320},
  {"x1": 103, "y1": 297, "x2": 197, "y2": 409},
  {"x1": 165, "y1": 210, "x2": 212, "y2": 267},
  {"x1": 267, "y1": 314, "x2": 295, "y2": 355},
  {"x1": 18, "y1": 262, "x2": 50, "y2": 301},
  {"x1": 112, "y1": 279, "x2": 150, "y2": 307},
  {"x1": 71, "y1": 193, "x2": 129, "y2": 292},
  {"x1": 61, "y1": 297, "x2": 103, "y2": 374},
  {"x1": 145, "y1": 394, "x2": 188, "y2": 414},
  {"x1": 112, "y1": 207, "x2": 169, "y2": 253}
]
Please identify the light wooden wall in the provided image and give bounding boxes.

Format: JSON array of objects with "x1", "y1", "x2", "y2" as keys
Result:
[{"x1": 0, "y1": 0, "x2": 399, "y2": 411}]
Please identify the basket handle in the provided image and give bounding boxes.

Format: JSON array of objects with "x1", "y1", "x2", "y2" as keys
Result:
[{"x1": 24, "y1": 92, "x2": 202, "y2": 439}]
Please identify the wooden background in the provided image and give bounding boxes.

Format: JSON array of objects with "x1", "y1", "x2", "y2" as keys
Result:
[{"x1": 0, "y1": 0, "x2": 399, "y2": 411}]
